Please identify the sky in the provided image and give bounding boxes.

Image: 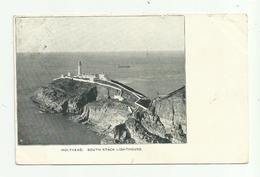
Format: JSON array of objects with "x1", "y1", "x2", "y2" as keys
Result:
[{"x1": 16, "y1": 16, "x2": 184, "y2": 53}]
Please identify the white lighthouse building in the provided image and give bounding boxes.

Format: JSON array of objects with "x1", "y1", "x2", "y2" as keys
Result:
[{"x1": 78, "y1": 61, "x2": 82, "y2": 75}]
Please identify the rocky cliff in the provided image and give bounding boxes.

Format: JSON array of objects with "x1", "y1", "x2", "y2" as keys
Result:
[
  {"x1": 71, "y1": 99, "x2": 131, "y2": 133},
  {"x1": 32, "y1": 78, "x2": 186, "y2": 144},
  {"x1": 32, "y1": 78, "x2": 133, "y2": 113},
  {"x1": 152, "y1": 86, "x2": 186, "y2": 143},
  {"x1": 32, "y1": 78, "x2": 96, "y2": 113}
]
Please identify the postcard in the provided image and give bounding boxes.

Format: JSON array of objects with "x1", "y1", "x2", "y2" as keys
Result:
[{"x1": 15, "y1": 15, "x2": 248, "y2": 164}]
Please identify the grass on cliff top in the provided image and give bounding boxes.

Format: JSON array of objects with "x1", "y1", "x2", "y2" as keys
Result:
[{"x1": 50, "y1": 78, "x2": 95, "y2": 94}]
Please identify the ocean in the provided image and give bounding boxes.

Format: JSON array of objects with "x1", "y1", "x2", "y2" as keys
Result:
[{"x1": 16, "y1": 52, "x2": 185, "y2": 145}]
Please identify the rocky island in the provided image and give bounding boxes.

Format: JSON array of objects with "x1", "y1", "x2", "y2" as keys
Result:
[{"x1": 32, "y1": 61, "x2": 186, "y2": 144}]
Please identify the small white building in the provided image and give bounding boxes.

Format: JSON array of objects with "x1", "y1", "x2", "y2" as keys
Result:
[
  {"x1": 88, "y1": 75, "x2": 96, "y2": 82},
  {"x1": 67, "y1": 72, "x2": 71, "y2": 77},
  {"x1": 98, "y1": 73, "x2": 107, "y2": 80},
  {"x1": 113, "y1": 95, "x2": 124, "y2": 101},
  {"x1": 81, "y1": 74, "x2": 97, "y2": 82}
]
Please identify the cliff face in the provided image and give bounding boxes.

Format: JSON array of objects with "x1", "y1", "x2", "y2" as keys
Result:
[
  {"x1": 32, "y1": 78, "x2": 186, "y2": 144},
  {"x1": 152, "y1": 86, "x2": 186, "y2": 143},
  {"x1": 124, "y1": 118, "x2": 170, "y2": 144},
  {"x1": 96, "y1": 85, "x2": 118, "y2": 101},
  {"x1": 133, "y1": 110, "x2": 166, "y2": 138},
  {"x1": 71, "y1": 99, "x2": 131, "y2": 132}
]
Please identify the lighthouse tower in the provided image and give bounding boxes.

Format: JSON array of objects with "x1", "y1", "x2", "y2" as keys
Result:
[{"x1": 78, "y1": 61, "x2": 82, "y2": 75}]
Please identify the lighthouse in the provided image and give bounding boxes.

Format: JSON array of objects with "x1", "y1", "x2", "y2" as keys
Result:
[{"x1": 78, "y1": 61, "x2": 82, "y2": 75}]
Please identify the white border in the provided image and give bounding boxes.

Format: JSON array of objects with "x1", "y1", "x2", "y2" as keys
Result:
[{"x1": 1, "y1": 0, "x2": 259, "y2": 177}]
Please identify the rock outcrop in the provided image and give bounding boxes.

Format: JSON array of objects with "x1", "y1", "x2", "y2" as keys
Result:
[
  {"x1": 100, "y1": 117, "x2": 170, "y2": 144},
  {"x1": 71, "y1": 99, "x2": 131, "y2": 133},
  {"x1": 32, "y1": 78, "x2": 97, "y2": 113},
  {"x1": 124, "y1": 118, "x2": 170, "y2": 144},
  {"x1": 32, "y1": 78, "x2": 186, "y2": 144},
  {"x1": 133, "y1": 110, "x2": 166, "y2": 138},
  {"x1": 152, "y1": 86, "x2": 186, "y2": 143}
]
